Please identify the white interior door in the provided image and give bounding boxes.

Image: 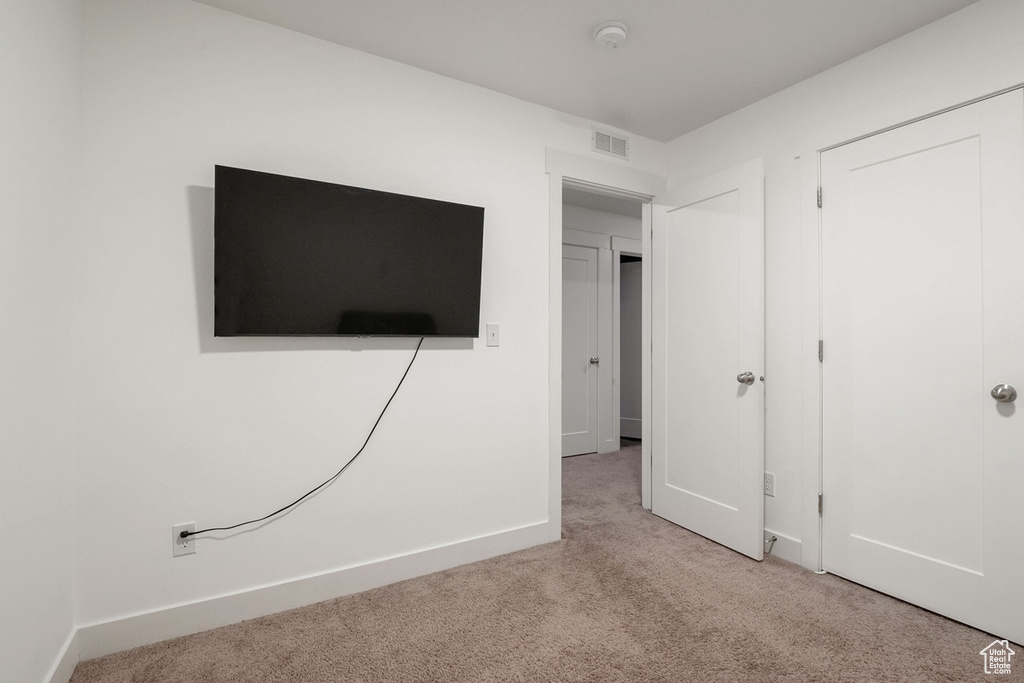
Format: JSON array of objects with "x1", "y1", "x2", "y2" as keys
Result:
[
  {"x1": 652, "y1": 159, "x2": 765, "y2": 560},
  {"x1": 821, "y1": 90, "x2": 1024, "y2": 644},
  {"x1": 562, "y1": 244, "x2": 599, "y2": 456}
]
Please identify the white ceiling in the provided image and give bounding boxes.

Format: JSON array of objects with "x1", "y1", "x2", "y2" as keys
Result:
[{"x1": 193, "y1": 0, "x2": 979, "y2": 143}]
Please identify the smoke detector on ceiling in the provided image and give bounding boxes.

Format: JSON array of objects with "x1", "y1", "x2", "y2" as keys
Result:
[{"x1": 593, "y1": 22, "x2": 628, "y2": 49}]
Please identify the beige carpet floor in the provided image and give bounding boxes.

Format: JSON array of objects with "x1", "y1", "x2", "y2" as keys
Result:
[{"x1": 72, "y1": 446, "x2": 1019, "y2": 681}]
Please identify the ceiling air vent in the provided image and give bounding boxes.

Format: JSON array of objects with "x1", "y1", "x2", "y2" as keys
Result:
[{"x1": 592, "y1": 129, "x2": 629, "y2": 161}]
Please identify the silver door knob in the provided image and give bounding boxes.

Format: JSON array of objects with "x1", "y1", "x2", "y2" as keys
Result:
[
  {"x1": 589, "y1": 357, "x2": 600, "y2": 365},
  {"x1": 737, "y1": 371, "x2": 755, "y2": 385},
  {"x1": 991, "y1": 384, "x2": 1017, "y2": 403}
]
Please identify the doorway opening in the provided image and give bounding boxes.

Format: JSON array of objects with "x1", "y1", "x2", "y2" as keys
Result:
[
  {"x1": 545, "y1": 149, "x2": 666, "y2": 534},
  {"x1": 560, "y1": 184, "x2": 644, "y2": 475},
  {"x1": 618, "y1": 253, "x2": 642, "y2": 450}
]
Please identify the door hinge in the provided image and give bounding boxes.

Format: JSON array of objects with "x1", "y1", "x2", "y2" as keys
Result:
[
  {"x1": 818, "y1": 339, "x2": 823, "y2": 362},
  {"x1": 818, "y1": 493, "x2": 823, "y2": 516},
  {"x1": 817, "y1": 187, "x2": 822, "y2": 208}
]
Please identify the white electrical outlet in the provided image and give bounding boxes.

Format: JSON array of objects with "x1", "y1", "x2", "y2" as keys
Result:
[
  {"x1": 764, "y1": 472, "x2": 776, "y2": 497},
  {"x1": 172, "y1": 522, "x2": 196, "y2": 557}
]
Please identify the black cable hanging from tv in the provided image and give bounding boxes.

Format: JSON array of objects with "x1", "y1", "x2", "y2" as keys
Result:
[{"x1": 181, "y1": 337, "x2": 425, "y2": 540}]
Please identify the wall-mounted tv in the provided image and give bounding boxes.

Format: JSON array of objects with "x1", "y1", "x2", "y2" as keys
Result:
[{"x1": 214, "y1": 166, "x2": 484, "y2": 337}]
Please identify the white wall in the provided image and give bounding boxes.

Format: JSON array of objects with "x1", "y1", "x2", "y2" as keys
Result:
[
  {"x1": 666, "y1": 0, "x2": 1024, "y2": 563},
  {"x1": 0, "y1": 1, "x2": 82, "y2": 681},
  {"x1": 74, "y1": 0, "x2": 666, "y2": 634}
]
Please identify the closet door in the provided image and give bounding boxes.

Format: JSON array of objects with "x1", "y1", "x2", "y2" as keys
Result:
[{"x1": 821, "y1": 90, "x2": 1024, "y2": 644}]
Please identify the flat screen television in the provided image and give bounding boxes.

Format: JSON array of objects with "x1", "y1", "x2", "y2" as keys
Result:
[{"x1": 214, "y1": 165, "x2": 484, "y2": 337}]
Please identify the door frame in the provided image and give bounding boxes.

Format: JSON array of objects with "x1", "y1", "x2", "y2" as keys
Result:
[
  {"x1": 612, "y1": 236, "x2": 643, "y2": 449},
  {"x1": 800, "y1": 83, "x2": 1024, "y2": 573},
  {"x1": 546, "y1": 149, "x2": 666, "y2": 532}
]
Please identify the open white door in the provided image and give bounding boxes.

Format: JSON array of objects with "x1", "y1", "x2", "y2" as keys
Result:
[
  {"x1": 821, "y1": 90, "x2": 1024, "y2": 644},
  {"x1": 651, "y1": 159, "x2": 765, "y2": 560}
]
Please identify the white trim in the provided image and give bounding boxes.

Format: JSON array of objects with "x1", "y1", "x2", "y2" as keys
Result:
[
  {"x1": 563, "y1": 178, "x2": 651, "y2": 202},
  {"x1": 547, "y1": 149, "x2": 666, "y2": 199},
  {"x1": 640, "y1": 202, "x2": 653, "y2": 510},
  {"x1": 611, "y1": 236, "x2": 642, "y2": 254},
  {"x1": 562, "y1": 228, "x2": 609, "y2": 250},
  {"x1": 620, "y1": 417, "x2": 642, "y2": 439},
  {"x1": 764, "y1": 529, "x2": 802, "y2": 565},
  {"x1": 68, "y1": 521, "x2": 553, "y2": 664},
  {"x1": 612, "y1": 249, "x2": 622, "y2": 452},
  {"x1": 45, "y1": 630, "x2": 79, "y2": 683},
  {"x1": 799, "y1": 151, "x2": 823, "y2": 573},
  {"x1": 596, "y1": 245, "x2": 616, "y2": 453},
  {"x1": 548, "y1": 173, "x2": 564, "y2": 528}
]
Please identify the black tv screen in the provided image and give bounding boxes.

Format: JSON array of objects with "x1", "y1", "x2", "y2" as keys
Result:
[{"x1": 214, "y1": 166, "x2": 484, "y2": 337}]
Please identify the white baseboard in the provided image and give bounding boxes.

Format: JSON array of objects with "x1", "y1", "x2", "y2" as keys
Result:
[
  {"x1": 45, "y1": 629, "x2": 79, "y2": 683},
  {"x1": 620, "y1": 417, "x2": 641, "y2": 439},
  {"x1": 53, "y1": 520, "x2": 554, "y2": 678},
  {"x1": 764, "y1": 528, "x2": 801, "y2": 565}
]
